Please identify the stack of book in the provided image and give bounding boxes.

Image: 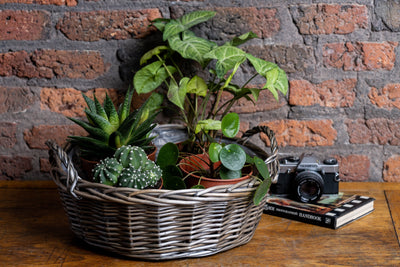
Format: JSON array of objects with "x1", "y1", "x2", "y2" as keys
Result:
[{"x1": 264, "y1": 193, "x2": 375, "y2": 229}]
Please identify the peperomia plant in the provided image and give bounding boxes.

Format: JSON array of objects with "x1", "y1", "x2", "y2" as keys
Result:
[{"x1": 133, "y1": 10, "x2": 288, "y2": 151}]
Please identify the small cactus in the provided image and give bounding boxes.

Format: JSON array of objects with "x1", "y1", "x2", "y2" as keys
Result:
[
  {"x1": 93, "y1": 158, "x2": 124, "y2": 186},
  {"x1": 118, "y1": 160, "x2": 162, "y2": 189},
  {"x1": 114, "y1": 145, "x2": 148, "y2": 168}
]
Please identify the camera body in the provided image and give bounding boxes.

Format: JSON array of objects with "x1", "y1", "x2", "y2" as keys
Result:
[{"x1": 270, "y1": 154, "x2": 340, "y2": 203}]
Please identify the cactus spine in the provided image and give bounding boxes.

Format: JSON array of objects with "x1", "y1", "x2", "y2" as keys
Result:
[{"x1": 93, "y1": 145, "x2": 162, "y2": 189}]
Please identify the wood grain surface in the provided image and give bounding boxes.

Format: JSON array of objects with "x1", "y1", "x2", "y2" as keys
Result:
[{"x1": 0, "y1": 181, "x2": 399, "y2": 266}]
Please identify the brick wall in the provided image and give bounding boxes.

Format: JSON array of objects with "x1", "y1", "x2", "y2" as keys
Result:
[{"x1": 1, "y1": 0, "x2": 399, "y2": 182}]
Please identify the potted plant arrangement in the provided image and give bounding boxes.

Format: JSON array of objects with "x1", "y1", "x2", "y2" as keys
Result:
[
  {"x1": 67, "y1": 88, "x2": 162, "y2": 179},
  {"x1": 134, "y1": 10, "x2": 287, "y2": 202},
  {"x1": 46, "y1": 9, "x2": 287, "y2": 260}
]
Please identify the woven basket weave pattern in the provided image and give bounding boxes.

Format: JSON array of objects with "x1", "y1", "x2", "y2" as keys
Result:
[{"x1": 47, "y1": 125, "x2": 279, "y2": 260}]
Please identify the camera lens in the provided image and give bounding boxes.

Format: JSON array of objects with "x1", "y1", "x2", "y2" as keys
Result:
[{"x1": 293, "y1": 171, "x2": 324, "y2": 203}]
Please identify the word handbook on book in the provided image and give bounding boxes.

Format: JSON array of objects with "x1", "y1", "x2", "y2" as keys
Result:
[{"x1": 264, "y1": 193, "x2": 375, "y2": 229}]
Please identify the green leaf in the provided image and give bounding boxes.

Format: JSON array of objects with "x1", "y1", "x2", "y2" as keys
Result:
[
  {"x1": 139, "y1": 45, "x2": 169, "y2": 65},
  {"x1": 163, "y1": 175, "x2": 186, "y2": 190},
  {"x1": 85, "y1": 109, "x2": 113, "y2": 134},
  {"x1": 219, "y1": 144, "x2": 246, "y2": 171},
  {"x1": 221, "y1": 112, "x2": 240, "y2": 138},
  {"x1": 204, "y1": 46, "x2": 246, "y2": 78},
  {"x1": 140, "y1": 92, "x2": 163, "y2": 123},
  {"x1": 246, "y1": 53, "x2": 278, "y2": 76},
  {"x1": 254, "y1": 157, "x2": 270, "y2": 180},
  {"x1": 103, "y1": 94, "x2": 119, "y2": 130},
  {"x1": 134, "y1": 61, "x2": 176, "y2": 94},
  {"x1": 118, "y1": 88, "x2": 134, "y2": 123},
  {"x1": 167, "y1": 78, "x2": 188, "y2": 110},
  {"x1": 195, "y1": 119, "x2": 221, "y2": 134},
  {"x1": 151, "y1": 18, "x2": 170, "y2": 31},
  {"x1": 186, "y1": 75, "x2": 207, "y2": 97},
  {"x1": 82, "y1": 93, "x2": 96, "y2": 113},
  {"x1": 191, "y1": 184, "x2": 206, "y2": 189},
  {"x1": 157, "y1": 142, "x2": 179, "y2": 169},
  {"x1": 253, "y1": 178, "x2": 272, "y2": 206},
  {"x1": 163, "y1": 10, "x2": 216, "y2": 40},
  {"x1": 93, "y1": 95, "x2": 108, "y2": 120},
  {"x1": 227, "y1": 31, "x2": 258, "y2": 47},
  {"x1": 209, "y1": 142, "x2": 222, "y2": 163},
  {"x1": 68, "y1": 117, "x2": 109, "y2": 141},
  {"x1": 168, "y1": 32, "x2": 216, "y2": 67},
  {"x1": 220, "y1": 166, "x2": 242, "y2": 180}
]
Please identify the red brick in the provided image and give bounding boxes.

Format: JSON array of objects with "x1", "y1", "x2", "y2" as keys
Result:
[
  {"x1": 289, "y1": 79, "x2": 356, "y2": 107},
  {"x1": 213, "y1": 7, "x2": 280, "y2": 39},
  {"x1": 40, "y1": 88, "x2": 120, "y2": 117},
  {"x1": 384, "y1": 155, "x2": 400, "y2": 182},
  {"x1": 0, "y1": 0, "x2": 77, "y2": 5},
  {"x1": 260, "y1": 120, "x2": 337, "y2": 147},
  {"x1": 346, "y1": 118, "x2": 400, "y2": 145},
  {"x1": 0, "y1": 87, "x2": 37, "y2": 114},
  {"x1": 0, "y1": 156, "x2": 32, "y2": 180},
  {"x1": 40, "y1": 158, "x2": 51, "y2": 173},
  {"x1": 335, "y1": 155, "x2": 370, "y2": 181},
  {"x1": 0, "y1": 122, "x2": 17, "y2": 148},
  {"x1": 368, "y1": 84, "x2": 400, "y2": 110},
  {"x1": 323, "y1": 42, "x2": 398, "y2": 71},
  {"x1": 292, "y1": 4, "x2": 368, "y2": 35},
  {"x1": 24, "y1": 125, "x2": 87, "y2": 150},
  {"x1": 0, "y1": 50, "x2": 109, "y2": 79},
  {"x1": 0, "y1": 10, "x2": 50, "y2": 40},
  {"x1": 57, "y1": 9, "x2": 162, "y2": 41}
]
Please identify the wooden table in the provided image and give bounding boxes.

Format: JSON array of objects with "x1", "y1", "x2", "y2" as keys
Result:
[{"x1": 1, "y1": 181, "x2": 399, "y2": 266}]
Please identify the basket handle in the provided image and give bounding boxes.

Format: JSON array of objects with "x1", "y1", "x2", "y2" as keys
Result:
[
  {"x1": 240, "y1": 125, "x2": 279, "y2": 183},
  {"x1": 46, "y1": 140, "x2": 81, "y2": 199}
]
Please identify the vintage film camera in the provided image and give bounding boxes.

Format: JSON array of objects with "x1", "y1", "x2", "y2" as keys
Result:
[{"x1": 270, "y1": 154, "x2": 340, "y2": 203}]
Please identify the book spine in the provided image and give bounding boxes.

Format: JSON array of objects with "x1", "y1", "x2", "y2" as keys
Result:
[{"x1": 264, "y1": 203, "x2": 337, "y2": 229}]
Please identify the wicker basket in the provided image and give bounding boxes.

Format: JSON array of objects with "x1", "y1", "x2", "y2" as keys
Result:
[{"x1": 47, "y1": 125, "x2": 279, "y2": 260}]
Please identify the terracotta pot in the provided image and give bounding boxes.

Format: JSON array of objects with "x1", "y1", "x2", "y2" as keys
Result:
[{"x1": 179, "y1": 153, "x2": 253, "y2": 188}]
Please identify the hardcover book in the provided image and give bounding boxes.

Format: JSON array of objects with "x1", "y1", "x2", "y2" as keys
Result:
[{"x1": 264, "y1": 193, "x2": 375, "y2": 229}]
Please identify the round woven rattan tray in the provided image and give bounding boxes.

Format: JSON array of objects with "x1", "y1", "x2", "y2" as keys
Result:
[{"x1": 47, "y1": 125, "x2": 279, "y2": 260}]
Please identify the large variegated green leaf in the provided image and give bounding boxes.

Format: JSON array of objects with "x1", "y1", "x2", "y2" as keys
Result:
[
  {"x1": 226, "y1": 31, "x2": 258, "y2": 47},
  {"x1": 139, "y1": 45, "x2": 169, "y2": 65},
  {"x1": 204, "y1": 46, "x2": 246, "y2": 78},
  {"x1": 163, "y1": 10, "x2": 216, "y2": 41},
  {"x1": 186, "y1": 75, "x2": 207, "y2": 96},
  {"x1": 168, "y1": 32, "x2": 216, "y2": 67},
  {"x1": 134, "y1": 61, "x2": 176, "y2": 94},
  {"x1": 167, "y1": 78, "x2": 188, "y2": 110},
  {"x1": 195, "y1": 119, "x2": 221, "y2": 134},
  {"x1": 246, "y1": 53, "x2": 288, "y2": 100}
]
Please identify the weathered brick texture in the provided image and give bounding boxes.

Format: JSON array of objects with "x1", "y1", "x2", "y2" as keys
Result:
[
  {"x1": 0, "y1": 0, "x2": 77, "y2": 5},
  {"x1": 289, "y1": 79, "x2": 356, "y2": 107},
  {"x1": 291, "y1": 4, "x2": 368, "y2": 35},
  {"x1": 0, "y1": 10, "x2": 50, "y2": 40},
  {"x1": 369, "y1": 84, "x2": 400, "y2": 110},
  {"x1": 0, "y1": 156, "x2": 32, "y2": 180},
  {"x1": 0, "y1": 122, "x2": 17, "y2": 148},
  {"x1": 57, "y1": 9, "x2": 162, "y2": 41},
  {"x1": 383, "y1": 155, "x2": 400, "y2": 182},
  {"x1": 346, "y1": 118, "x2": 400, "y2": 145},
  {"x1": 40, "y1": 88, "x2": 120, "y2": 117},
  {"x1": 260, "y1": 120, "x2": 337, "y2": 147},
  {"x1": 0, "y1": 87, "x2": 37, "y2": 114},
  {"x1": 336, "y1": 155, "x2": 370, "y2": 182},
  {"x1": 24, "y1": 125, "x2": 87, "y2": 149},
  {"x1": 0, "y1": 50, "x2": 109, "y2": 79},
  {"x1": 323, "y1": 42, "x2": 398, "y2": 71}
]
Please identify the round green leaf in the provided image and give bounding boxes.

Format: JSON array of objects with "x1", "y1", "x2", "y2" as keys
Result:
[
  {"x1": 191, "y1": 184, "x2": 206, "y2": 189},
  {"x1": 219, "y1": 144, "x2": 246, "y2": 171},
  {"x1": 163, "y1": 175, "x2": 186, "y2": 190},
  {"x1": 156, "y1": 142, "x2": 179, "y2": 169},
  {"x1": 221, "y1": 113, "x2": 240, "y2": 138},
  {"x1": 220, "y1": 166, "x2": 242, "y2": 180},
  {"x1": 254, "y1": 156, "x2": 270, "y2": 180},
  {"x1": 209, "y1": 142, "x2": 222, "y2": 163}
]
